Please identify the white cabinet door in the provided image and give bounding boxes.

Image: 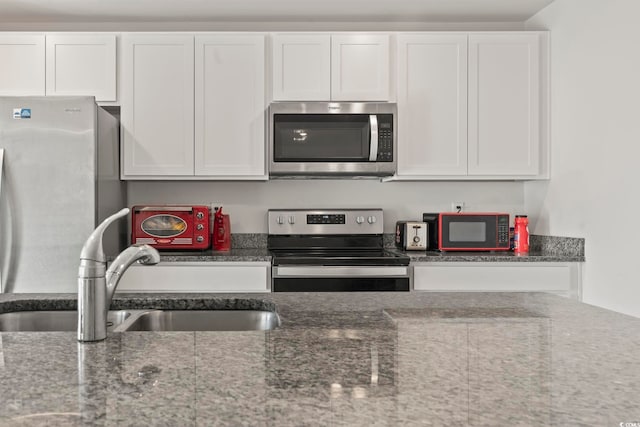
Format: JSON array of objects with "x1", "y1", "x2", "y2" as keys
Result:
[
  {"x1": 271, "y1": 33, "x2": 390, "y2": 101},
  {"x1": 0, "y1": 34, "x2": 45, "y2": 96},
  {"x1": 116, "y1": 262, "x2": 271, "y2": 293},
  {"x1": 45, "y1": 34, "x2": 116, "y2": 101},
  {"x1": 331, "y1": 34, "x2": 390, "y2": 101},
  {"x1": 468, "y1": 33, "x2": 540, "y2": 176},
  {"x1": 195, "y1": 35, "x2": 266, "y2": 178},
  {"x1": 397, "y1": 34, "x2": 468, "y2": 176},
  {"x1": 272, "y1": 34, "x2": 331, "y2": 101},
  {"x1": 413, "y1": 262, "x2": 582, "y2": 300},
  {"x1": 121, "y1": 34, "x2": 194, "y2": 177}
]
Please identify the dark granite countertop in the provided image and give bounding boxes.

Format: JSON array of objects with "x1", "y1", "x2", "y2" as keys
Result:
[
  {"x1": 396, "y1": 249, "x2": 585, "y2": 262},
  {"x1": 156, "y1": 248, "x2": 272, "y2": 262},
  {"x1": 147, "y1": 233, "x2": 585, "y2": 263},
  {"x1": 154, "y1": 248, "x2": 584, "y2": 263},
  {"x1": 0, "y1": 292, "x2": 636, "y2": 425}
]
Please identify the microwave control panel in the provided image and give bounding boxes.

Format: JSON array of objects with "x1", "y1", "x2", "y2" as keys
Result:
[
  {"x1": 497, "y1": 215, "x2": 510, "y2": 247},
  {"x1": 377, "y1": 115, "x2": 394, "y2": 162}
]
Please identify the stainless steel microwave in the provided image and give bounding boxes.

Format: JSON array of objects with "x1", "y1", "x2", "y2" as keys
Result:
[{"x1": 268, "y1": 102, "x2": 397, "y2": 177}]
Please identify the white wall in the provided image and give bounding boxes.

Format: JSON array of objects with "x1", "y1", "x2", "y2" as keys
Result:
[
  {"x1": 128, "y1": 180, "x2": 525, "y2": 233},
  {"x1": 526, "y1": 0, "x2": 640, "y2": 317}
]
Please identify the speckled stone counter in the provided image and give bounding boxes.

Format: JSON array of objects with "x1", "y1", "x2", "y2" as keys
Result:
[
  {"x1": 397, "y1": 249, "x2": 584, "y2": 262},
  {"x1": 157, "y1": 248, "x2": 272, "y2": 262},
  {"x1": 0, "y1": 292, "x2": 637, "y2": 426}
]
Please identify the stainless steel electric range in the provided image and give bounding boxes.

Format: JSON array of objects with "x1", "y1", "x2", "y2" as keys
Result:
[{"x1": 268, "y1": 209, "x2": 410, "y2": 292}]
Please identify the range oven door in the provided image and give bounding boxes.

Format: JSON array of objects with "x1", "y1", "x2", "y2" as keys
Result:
[{"x1": 271, "y1": 265, "x2": 410, "y2": 292}]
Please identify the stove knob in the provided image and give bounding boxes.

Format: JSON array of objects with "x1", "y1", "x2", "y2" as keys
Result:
[
  {"x1": 196, "y1": 236, "x2": 204, "y2": 243},
  {"x1": 288, "y1": 215, "x2": 295, "y2": 225},
  {"x1": 367, "y1": 216, "x2": 377, "y2": 224},
  {"x1": 196, "y1": 224, "x2": 204, "y2": 231},
  {"x1": 277, "y1": 215, "x2": 285, "y2": 225},
  {"x1": 196, "y1": 212, "x2": 205, "y2": 220},
  {"x1": 356, "y1": 216, "x2": 365, "y2": 224}
]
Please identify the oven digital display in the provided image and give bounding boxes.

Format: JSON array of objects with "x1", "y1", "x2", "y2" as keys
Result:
[{"x1": 307, "y1": 214, "x2": 346, "y2": 224}]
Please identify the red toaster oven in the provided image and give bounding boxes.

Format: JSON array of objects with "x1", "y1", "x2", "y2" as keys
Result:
[{"x1": 131, "y1": 205, "x2": 211, "y2": 250}]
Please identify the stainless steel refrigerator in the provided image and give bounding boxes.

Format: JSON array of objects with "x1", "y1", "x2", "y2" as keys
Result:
[{"x1": 0, "y1": 96, "x2": 126, "y2": 293}]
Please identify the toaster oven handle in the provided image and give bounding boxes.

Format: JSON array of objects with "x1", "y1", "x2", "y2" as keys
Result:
[
  {"x1": 368, "y1": 114, "x2": 379, "y2": 161},
  {"x1": 134, "y1": 206, "x2": 194, "y2": 212}
]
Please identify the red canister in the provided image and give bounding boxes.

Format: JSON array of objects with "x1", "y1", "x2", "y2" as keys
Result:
[
  {"x1": 213, "y1": 206, "x2": 231, "y2": 251},
  {"x1": 513, "y1": 215, "x2": 529, "y2": 255}
]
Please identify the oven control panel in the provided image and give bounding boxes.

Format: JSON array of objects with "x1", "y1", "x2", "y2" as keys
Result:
[
  {"x1": 307, "y1": 214, "x2": 346, "y2": 225},
  {"x1": 268, "y1": 209, "x2": 384, "y2": 235}
]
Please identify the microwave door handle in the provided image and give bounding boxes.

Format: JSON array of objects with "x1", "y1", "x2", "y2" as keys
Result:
[{"x1": 369, "y1": 115, "x2": 379, "y2": 161}]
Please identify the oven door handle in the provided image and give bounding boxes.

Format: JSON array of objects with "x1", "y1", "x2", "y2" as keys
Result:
[
  {"x1": 368, "y1": 114, "x2": 379, "y2": 161},
  {"x1": 273, "y1": 266, "x2": 408, "y2": 277}
]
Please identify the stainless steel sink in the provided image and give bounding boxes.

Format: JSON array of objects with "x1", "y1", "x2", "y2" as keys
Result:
[
  {"x1": 117, "y1": 310, "x2": 281, "y2": 332},
  {"x1": 0, "y1": 309, "x2": 280, "y2": 333},
  {"x1": 0, "y1": 310, "x2": 131, "y2": 332}
]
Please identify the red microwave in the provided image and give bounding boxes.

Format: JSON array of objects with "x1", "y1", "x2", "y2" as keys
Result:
[
  {"x1": 438, "y1": 213, "x2": 510, "y2": 251},
  {"x1": 131, "y1": 205, "x2": 211, "y2": 250}
]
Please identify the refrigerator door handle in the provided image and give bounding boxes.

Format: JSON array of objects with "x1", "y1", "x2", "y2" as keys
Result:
[{"x1": 0, "y1": 148, "x2": 4, "y2": 292}]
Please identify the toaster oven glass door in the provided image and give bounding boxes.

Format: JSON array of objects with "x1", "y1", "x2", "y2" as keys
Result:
[{"x1": 141, "y1": 215, "x2": 187, "y2": 238}]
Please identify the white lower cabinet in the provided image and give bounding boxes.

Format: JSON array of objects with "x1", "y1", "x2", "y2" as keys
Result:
[
  {"x1": 412, "y1": 262, "x2": 582, "y2": 300},
  {"x1": 115, "y1": 262, "x2": 271, "y2": 293}
]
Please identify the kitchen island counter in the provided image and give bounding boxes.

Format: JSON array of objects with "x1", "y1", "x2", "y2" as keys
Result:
[{"x1": 0, "y1": 292, "x2": 636, "y2": 426}]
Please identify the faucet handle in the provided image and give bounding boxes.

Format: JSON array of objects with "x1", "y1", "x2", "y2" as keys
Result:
[{"x1": 80, "y1": 208, "x2": 130, "y2": 263}]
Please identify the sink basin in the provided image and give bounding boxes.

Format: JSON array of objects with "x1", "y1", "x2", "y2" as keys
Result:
[
  {"x1": 118, "y1": 310, "x2": 280, "y2": 332},
  {"x1": 0, "y1": 310, "x2": 131, "y2": 332}
]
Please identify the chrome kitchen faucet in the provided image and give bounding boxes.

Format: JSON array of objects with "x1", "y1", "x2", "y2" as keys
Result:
[{"x1": 77, "y1": 208, "x2": 160, "y2": 342}]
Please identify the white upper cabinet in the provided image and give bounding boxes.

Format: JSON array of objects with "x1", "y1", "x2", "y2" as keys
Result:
[
  {"x1": 395, "y1": 31, "x2": 547, "y2": 180},
  {"x1": 468, "y1": 33, "x2": 541, "y2": 176},
  {"x1": 121, "y1": 33, "x2": 267, "y2": 180},
  {"x1": 195, "y1": 34, "x2": 266, "y2": 178},
  {"x1": 0, "y1": 34, "x2": 45, "y2": 96},
  {"x1": 397, "y1": 34, "x2": 468, "y2": 176},
  {"x1": 272, "y1": 33, "x2": 390, "y2": 101},
  {"x1": 331, "y1": 34, "x2": 390, "y2": 101},
  {"x1": 46, "y1": 34, "x2": 117, "y2": 102},
  {"x1": 272, "y1": 34, "x2": 331, "y2": 101},
  {"x1": 121, "y1": 34, "x2": 195, "y2": 177}
]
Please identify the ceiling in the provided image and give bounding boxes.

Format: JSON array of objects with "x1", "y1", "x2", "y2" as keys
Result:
[{"x1": 0, "y1": 0, "x2": 555, "y2": 24}]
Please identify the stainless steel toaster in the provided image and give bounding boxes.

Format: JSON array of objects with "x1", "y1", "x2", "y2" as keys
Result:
[{"x1": 395, "y1": 221, "x2": 428, "y2": 251}]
